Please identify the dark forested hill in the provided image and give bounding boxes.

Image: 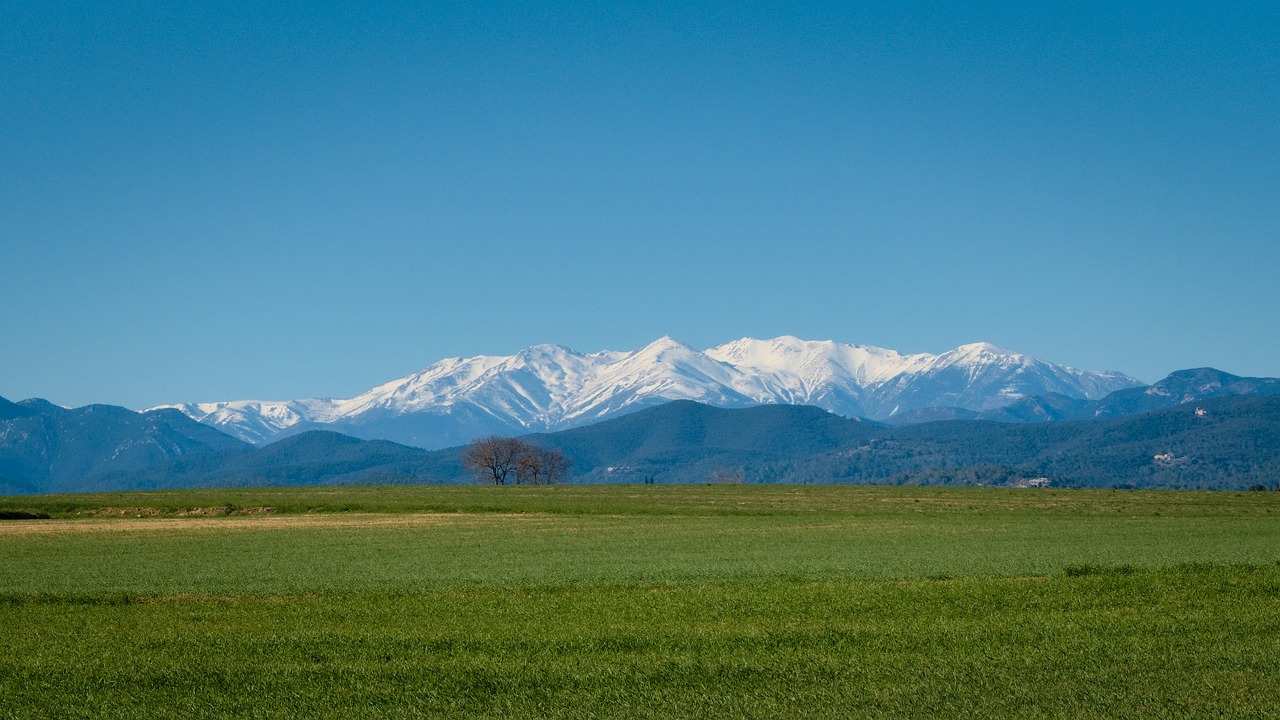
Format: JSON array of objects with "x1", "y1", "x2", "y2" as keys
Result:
[
  {"x1": 0, "y1": 397, "x2": 249, "y2": 494},
  {"x1": 536, "y1": 395, "x2": 1280, "y2": 488},
  {"x1": 68, "y1": 401, "x2": 881, "y2": 490},
  {"x1": 1081, "y1": 368, "x2": 1280, "y2": 419},
  {"x1": 525, "y1": 401, "x2": 882, "y2": 483},
  {"x1": 966, "y1": 368, "x2": 1280, "y2": 424},
  {"x1": 812, "y1": 395, "x2": 1280, "y2": 489},
  {"x1": 85, "y1": 430, "x2": 462, "y2": 491},
  {"x1": 4, "y1": 391, "x2": 1279, "y2": 494}
]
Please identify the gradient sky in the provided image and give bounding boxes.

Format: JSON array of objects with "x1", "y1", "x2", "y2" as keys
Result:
[{"x1": 3, "y1": 1, "x2": 1277, "y2": 409}]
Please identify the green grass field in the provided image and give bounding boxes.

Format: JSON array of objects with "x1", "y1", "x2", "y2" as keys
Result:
[{"x1": 2, "y1": 485, "x2": 1279, "y2": 718}]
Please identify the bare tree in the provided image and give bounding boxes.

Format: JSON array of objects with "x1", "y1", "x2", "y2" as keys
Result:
[
  {"x1": 465, "y1": 437, "x2": 572, "y2": 486},
  {"x1": 515, "y1": 444, "x2": 572, "y2": 485},
  {"x1": 537, "y1": 447, "x2": 571, "y2": 485},
  {"x1": 514, "y1": 443, "x2": 542, "y2": 485},
  {"x1": 462, "y1": 436, "x2": 523, "y2": 485}
]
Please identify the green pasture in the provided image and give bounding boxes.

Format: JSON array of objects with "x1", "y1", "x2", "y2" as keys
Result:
[
  {"x1": 2, "y1": 485, "x2": 1278, "y2": 718},
  {"x1": 5, "y1": 483, "x2": 1279, "y2": 519}
]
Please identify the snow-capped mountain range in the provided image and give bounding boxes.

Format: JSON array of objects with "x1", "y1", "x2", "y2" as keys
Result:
[{"x1": 155, "y1": 336, "x2": 1142, "y2": 449}]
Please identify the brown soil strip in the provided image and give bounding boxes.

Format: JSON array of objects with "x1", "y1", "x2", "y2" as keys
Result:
[
  {"x1": 0, "y1": 512, "x2": 546, "y2": 537},
  {"x1": 78, "y1": 506, "x2": 277, "y2": 517}
]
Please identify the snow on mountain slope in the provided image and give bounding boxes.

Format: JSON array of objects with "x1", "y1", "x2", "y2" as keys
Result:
[
  {"x1": 563, "y1": 337, "x2": 756, "y2": 423},
  {"x1": 159, "y1": 399, "x2": 341, "y2": 445},
  {"x1": 705, "y1": 336, "x2": 932, "y2": 416},
  {"x1": 154, "y1": 337, "x2": 1142, "y2": 447},
  {"x1": 866, "y1": 342, "x2": 1140, "y2": 417}
]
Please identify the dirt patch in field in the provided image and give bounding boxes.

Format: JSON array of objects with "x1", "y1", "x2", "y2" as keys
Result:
[
  {"x1": 78, "y1": 506, "x2": 277, "y2": 517},
  {"x1": 0, "y1": 512, "x2": 539, "y2": 536},
  {"x1": 79, "y1": 506, "x2": 160, "y2": 517}
]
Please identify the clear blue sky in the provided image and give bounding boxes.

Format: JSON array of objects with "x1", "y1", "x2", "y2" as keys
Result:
[{"x1": 3, "y1": 1, "x2": 1277, "y2": 409}]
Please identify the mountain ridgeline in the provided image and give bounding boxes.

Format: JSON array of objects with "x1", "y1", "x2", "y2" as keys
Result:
[
  {"x1": 3, "y1": 366, "x2": 1278, "y2": 493},
  {"x1": 152, "y1": 337, "x2": 1142, "y2": 449},
  {"x1": 0, "y1": 397, "x2": 249, "y2": 495}
]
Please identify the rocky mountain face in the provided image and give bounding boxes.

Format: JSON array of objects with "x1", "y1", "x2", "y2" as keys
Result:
[{"x1": 154, "y1": 336, "x2": 1142, "y2": 449}]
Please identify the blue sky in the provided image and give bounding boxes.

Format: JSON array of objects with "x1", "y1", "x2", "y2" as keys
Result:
[{"x1": 3, "y1": 1, "x2": 1277, "y2": 408}]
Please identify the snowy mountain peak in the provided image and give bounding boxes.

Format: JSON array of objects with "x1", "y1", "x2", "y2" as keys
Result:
[
  {"x1": 158, "y1": 337, "x2": 1143, "y2": 448},
  {"x1": 513, "y1": 343, "x2": 580, "y2": 360},
  {"x1": 950, "y1": 341, "x2": 1019, "y2": 357},
  {"x1": 635, "y1": 335, "x2": 699, "y2": 357},
  {"x1": 711, "y1": 336, "x2": 832, "y2": 363}
]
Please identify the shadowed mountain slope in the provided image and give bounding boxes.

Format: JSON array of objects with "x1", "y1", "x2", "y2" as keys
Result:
[
  {"x1": 85, "y1": 430, "x2": 460, "y2": 491},
  {"x1": 0, "y1": 396, "x2": 249, "y2": 494}
]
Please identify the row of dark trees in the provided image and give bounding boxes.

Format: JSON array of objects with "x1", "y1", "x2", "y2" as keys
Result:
[{"x1": 461, "y1": 436, "x2": 571, "y2": 485}]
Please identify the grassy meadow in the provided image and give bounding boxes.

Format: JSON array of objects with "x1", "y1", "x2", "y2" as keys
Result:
[{"x1": 2, "y1": 485, "x2": 1279, "y2": 717}]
